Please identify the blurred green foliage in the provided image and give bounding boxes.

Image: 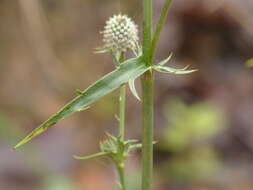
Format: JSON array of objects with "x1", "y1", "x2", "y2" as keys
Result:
[
  {"x1": 0, "y1": 112, "x2": 20, "y2": 143},
  {"x1": 162, "y1": 98, "x2": 224, "y2": 152},
  {"x1": 42, "y1": 176, "x2": 75, "y2": 190},
  {"x1": 245, "y1": 58, "x2": 253, "y2": 67},
  {"x1": 113, "y1": 170, "x2": 141, "y2": 190},
  {"x1": 158, "y1": 98, "x2": 226, "y2": 182},
  {"x1": 161, "y1": 147, "x2": 220, "y2": 182},
  {"x1": 125, "y1": 170, "x2": 141, "y2": 190}
]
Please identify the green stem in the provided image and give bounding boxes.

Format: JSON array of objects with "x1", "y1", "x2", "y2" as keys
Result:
[
  {"x1": 118, "y1": 53, "x2": 126, "y2": 140},
  {"x1": 142, "y1": 0, "x2": 154, "y2": 190},
  {"x1": 143, "y1": 0, "x2": 153, "y2": 66},
  {"x1": 141, "y1": 71, "x2": 154, "y2": 190},
  {"x1": 116, "y1": 163, "x2": 126, "y2": 190},
  {"x1": 117, "y1": 53, "x2": 126, "y2": 190},
  {"x1": 119, "y1": 85, "x2": 126, "y2": 140}
]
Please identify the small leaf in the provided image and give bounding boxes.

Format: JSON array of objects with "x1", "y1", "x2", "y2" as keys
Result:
[
  {"x1": 105, "y1": 132, "x2": 118, "y2": 142},
  {"x1": 14, "y1": 56, "x2": 149, "y2": 149},
  {"x1": 128, "y1": 79, "x2": 141, "y2": 101},
  {"x1": 153, "y1": 65, "x2": 197, "y2": 74},
  {"x1": 94, "y1": 47, "x2": 109, "y2": 54},
  {"x1": 74, "y1": 152, "x2": 109, "y2": 160},
  {"x1": 77, "y1": 106, "x2": 90, "y2": 112},
  {"x1": 125, "y1": 139, "x2": 139, "y2": 145},
  {"x1": 129, "y1": 143, "x2": 142, "y2": 151},
  {"x1": 75, "y1": 89, "x2": 83, "y2": 95},
  {"x1": 128, "y1": 141, "x2": 157, "y2": 151},
  {"x1": 114, "y1": 114, "x2": 120, "y2": 122},
  {"x1": 158, "y1": 53, "x2": 173, "y2": 66}
]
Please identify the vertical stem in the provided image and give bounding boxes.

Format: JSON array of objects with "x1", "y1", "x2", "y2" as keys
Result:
[
  {"x1": 118, "y1": 53, "x2": 126, "y2": 141},
  {"x1": 142, "y1": 0, "x2": 154, "y2": 190},
  {"x1": 119, "y1": 53, "x2": 126, "y2": 141},
  {"x1": 117, "y1": 53, "x2": 126, "y2": 190},
  {"x1": 117, "y1": 163, "x2": 126, "y2": 190},
  {"x1": 141, "y1": 71, "x2": 154, "y2": 190},
  {"x1": 119, "y1": 85, "x2": 126, "y2": 140},
  {"x1": 143, "y1": 0, "x2": 153, "y2": 66}
]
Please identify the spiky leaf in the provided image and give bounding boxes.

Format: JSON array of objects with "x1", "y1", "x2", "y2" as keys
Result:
[
  {"x1": 128, "y1": 78, "x2": 141, "y2": 101},
  {"x1": 158, "y1": 53, "x2": 173, "y2": 66},
  {"x1": 153, "y1": 65, "x2": 197, "y2": 74},
  {"x1": 14, "y1": 56, "x2": 149, "y2": 149},
  {"x1": 74, "y1": 152, "x2": 109, "y2": 160}
]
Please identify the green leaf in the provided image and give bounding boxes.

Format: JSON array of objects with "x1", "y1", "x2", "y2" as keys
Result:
[
  {"x1": 94, "y1": 47, "x2": 109, "y2": 54},
  {"x1": 150, "y1": 0, "x2": 173, "y2": 61},
  {"x1": 125, "y1": 139, "x2": 139, "y2": 144},
  {"x1": 129, "y1": 141, "x2": 156, "y2": 151},
  {"x1": 128, "y1": 78, "x2": 141, "y2": 101},
  {"x1": 129, "y1": 143, "x2": 143, "y2": 151},
  {"x1": 158, "y1": 53, "x2": 173, "y2": 66},
  {"x1": 73, "y1": 152, "x2": 109, "y2": 160},
  {"x1": 153, "y1": 65, "x2": 197, "y2": 74},
  {"x1": 14, "y1": 56, "x2": 149, "y2": 149}
]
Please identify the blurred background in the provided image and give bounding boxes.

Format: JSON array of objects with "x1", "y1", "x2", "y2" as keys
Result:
[{"x1": 0, "y1": 0, "x2": 253, "y2": 189}]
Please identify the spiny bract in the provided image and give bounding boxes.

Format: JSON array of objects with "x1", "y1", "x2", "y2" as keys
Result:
[{"x1": 102, "y1": 14, "x2": 139, "y2": 53}]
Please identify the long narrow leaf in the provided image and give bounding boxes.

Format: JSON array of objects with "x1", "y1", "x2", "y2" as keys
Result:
[
  {"x1": 150, "y1": 0, "x2": 173, "y2": 61},
  {"x1": 14, "y1": 56, "x2": 149, "y2": 149}
]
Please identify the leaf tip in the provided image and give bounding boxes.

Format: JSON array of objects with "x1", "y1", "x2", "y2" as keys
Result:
[
  {"x1": 190, "y1": 69, "x2": 199, "y2": 73},
  {"x1": 13, "y1": 141, "x2": 23, "y2": 150},
  {"x1": 77, "y1": 106, "x2": 90, "y2": 112},
  {"x1": 73, "y1": 155, "x2": 82, "y2": 160},
  {"x1": 128, "y1": 79, "x2": 141, "y2": 101}
]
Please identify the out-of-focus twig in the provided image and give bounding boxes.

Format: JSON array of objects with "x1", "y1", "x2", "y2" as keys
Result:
[{"x1": 18, "y1": 0, "x2": 74, "y2": 94}]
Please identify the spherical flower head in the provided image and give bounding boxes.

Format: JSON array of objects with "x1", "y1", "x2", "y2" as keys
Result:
[{"x1": 102, "y1": 14, "x2": 139, "y2": 54}]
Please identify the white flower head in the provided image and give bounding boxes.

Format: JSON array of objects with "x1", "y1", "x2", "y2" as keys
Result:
[{"x1": 101, "y1": 14, "x2": 139, "y2": 54}]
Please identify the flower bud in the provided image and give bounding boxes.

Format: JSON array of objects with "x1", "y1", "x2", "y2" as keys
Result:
[{"x1": 102, "y1": 14, "x2": 139, "y2": 53}]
